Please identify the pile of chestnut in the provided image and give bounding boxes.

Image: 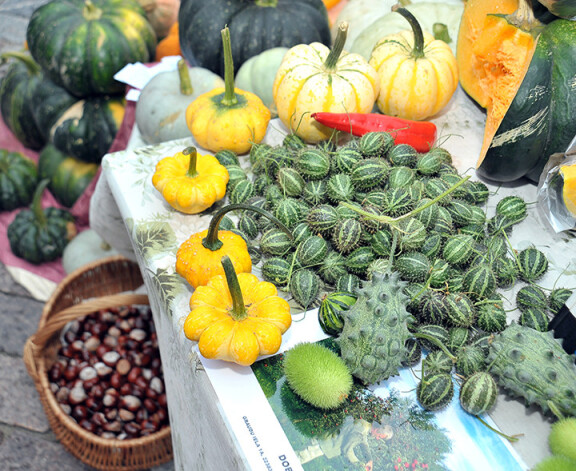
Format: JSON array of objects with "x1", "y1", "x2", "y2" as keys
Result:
[{"x1": 48, "y1": 305, "x2": 169, "y2": 439}]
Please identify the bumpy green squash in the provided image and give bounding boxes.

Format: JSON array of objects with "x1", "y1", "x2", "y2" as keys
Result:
[
  {"x1": 477, "y1": 19, "x2": 576, "y2": 183},
  {"x1": 26, "y1": 0, "x2": 157, "y2": 97},
  {"x1": 50, "y1": 95, "x2": 126, "y2": 164},
  {"x1": 0, "y1": 150, "x2": 38, "y2": 211},
  {"x1": 0, "y1": 52, "x2": 76, "y2": 150},
  {"x1": 38, "y1": 144, "x2": 99, "y2": 208}
]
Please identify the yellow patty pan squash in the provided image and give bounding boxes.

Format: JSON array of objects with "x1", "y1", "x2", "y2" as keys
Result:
[
  {"x1": 176, "y1": 203, "x2": 292, "y2": 289},
  {"x1": 369, "y1": 6, "x2": 458, "y2": 121},
  {"x1": 273, "y1": 22, "x2": 379, "y2": 144},
  {"x1": 152, "y1": 146, "x2": 229, "y2": 214},
  {"x1": 186, "y1": 27, "x2": 271, "y2": 154},
  {"x1": 184, "y1": 256, "x2": 292, "y2": 366}
]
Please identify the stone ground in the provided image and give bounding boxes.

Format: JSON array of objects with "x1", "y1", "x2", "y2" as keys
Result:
[{"x1": 0, "y1": 1, "x2": 173, "y2": 469}]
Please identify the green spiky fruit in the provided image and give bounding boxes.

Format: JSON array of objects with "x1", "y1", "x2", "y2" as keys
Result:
[
  {"x1": 336, "y1": 271, "x2": 413, "y2": 384},
  {"x1": 283, "y1": 342, "x2": 353, "y2": 410},
  {"x1": 459, "y1": 371, "x2": 498, "y2": 416},
  {"x1": 487, "y1": 323, "x2": 576, "y2": 417},
  {"x1": 549, "y1": 418, "x2": 576, "y2": 461},
  {"x1": 532, "y1": 455, "x2": 576, "y2": 471}
]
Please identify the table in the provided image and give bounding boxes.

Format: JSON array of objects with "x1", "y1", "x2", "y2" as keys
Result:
[{"x1": 90, "y1": 88, "x2": 576, "y2": 470}]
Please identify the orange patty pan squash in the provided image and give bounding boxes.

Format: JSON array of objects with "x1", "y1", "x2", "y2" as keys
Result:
[
  {"x1": 184, "y1": 256, "x2": 292, "y2": 366},
  {"x1": 186, "y1": 26, "x2": 270, "y2": 154}
]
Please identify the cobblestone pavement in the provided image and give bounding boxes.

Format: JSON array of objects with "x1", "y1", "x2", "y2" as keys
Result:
[{"x1": 0, "y1": 1, "x2": 173, "y2": 469}]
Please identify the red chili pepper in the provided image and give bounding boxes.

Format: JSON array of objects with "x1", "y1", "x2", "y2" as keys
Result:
[{"x1": 311, "y1": 112, "x2": 437, "y2": 153}]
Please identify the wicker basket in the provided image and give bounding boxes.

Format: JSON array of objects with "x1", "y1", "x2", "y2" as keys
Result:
[{"x1": 23, "y1": 256, "x2": 173, "y2": 471}]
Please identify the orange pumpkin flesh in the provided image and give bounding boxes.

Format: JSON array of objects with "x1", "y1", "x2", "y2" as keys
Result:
[{"x1": 456, "y1": 0, "x2": 542, "y2": 167}]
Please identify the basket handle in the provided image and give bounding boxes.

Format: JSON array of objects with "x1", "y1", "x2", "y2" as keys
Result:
[{"x1": 24, "y1": 293, "x2": 149, "y2": 381}]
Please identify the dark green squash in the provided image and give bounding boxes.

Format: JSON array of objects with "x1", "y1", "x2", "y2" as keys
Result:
[
  {"x1": 536, "y1": 0, "x2": 576, "y2": 19},
  {"x1": 178, "y1": 0, "x2": 331, "y2": 77},
  {"x1": 0, "y1": 149, "x2": 38, "y2": 211},
  {"x1": 50, "y1": 95, "x2": 126, "y2": 163},
  {"x1": 0, "y1": 52, "x2": 76, "y2": 150},
  {"x1": 26, "y1": 0, "x2": 157, "y2": 97},
  {"x1": 38, "y1": 144, "x2": 99, "y2": 208},
  {"x1": 477, "y1": 19, "x2": 576, "y2": 183},
  {"x1": 7, "y1": 179, "x2": 77, "y2": 264}
]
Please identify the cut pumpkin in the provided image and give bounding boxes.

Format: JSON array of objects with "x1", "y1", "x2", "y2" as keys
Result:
[{"x1": 456, "y1": 0, "x2": 544, "y2": 171}]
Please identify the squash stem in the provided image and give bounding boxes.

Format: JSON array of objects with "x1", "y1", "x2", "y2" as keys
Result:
[
  {"x1": 0, "y1": 51, "x2": 41, "y2": 75},
  {"x1": 31, "y1": 179, "x2": 50, "y2": 227},
  {"x1": 392, "y1": 5, "x2": 425, "y2": 58},
  {"x1": 184, "y1": 147, "x2": 199, "y2": 177},
  {"x1": 324, "y1": 22, "x2": 348, "y2": 70},
  {"x1": 220, "y1": 27, "x2": 238, "y2": 107},
  {"x1": 83, "y1": 0, "x2": 103, "y2": 21},
  {"x1": 178, "y1": 59, "x2": 193, "y2": 96},
  {"x1": 221, "y1": 255, "x2": 248, "y2": 320},
  {"x1": 254, "y1": 0, "x2": 278, "y2": 6},
  {"x1": 509, "y1": 0, "x2": 542, "y2": 31},
  {"x1": 202, "y1": 203, "x2": 293, "y2": 252}
]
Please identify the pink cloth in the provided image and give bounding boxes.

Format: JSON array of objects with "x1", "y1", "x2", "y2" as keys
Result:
[{"x1": 0, "y1": 99, "x2": 136, "y2": 284}]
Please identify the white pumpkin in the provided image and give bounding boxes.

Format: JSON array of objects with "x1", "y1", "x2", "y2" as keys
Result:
[{"x1": 62, "y1": 229, "x2": 119, "y2": 274}]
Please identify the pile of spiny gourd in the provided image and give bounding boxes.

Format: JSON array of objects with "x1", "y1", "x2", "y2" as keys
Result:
[{"x1": 212, "y1": 130, "x2": 576, "y2": 418}]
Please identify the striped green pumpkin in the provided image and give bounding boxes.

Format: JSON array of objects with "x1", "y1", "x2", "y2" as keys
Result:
[
  {"x1": 383, "y1": 188, "x2": 413, "y2": 216},
  {"x1": 261, "y1": 257, "x2": 291, "y2": 286},
  {"x1": 476, "y1": 297, "x2": 507, "y2": 333},
  {"x1": 327, "y1": 173, "x2": 355, "y2": 202},
  {"x1": 447, "y1": 327, "x2": 471, "y2": 353},
  {"x1": 273, "y1": 198, "x2": 302, "y2": 228},
  {"x1": 455, "y1": 345, "x2": 486, "y2": 378},
  {"x1": 462, "y1": 263, "x2": 497, "y2": 301},
  {"x1": 496, "y1": 195, "x2": 527, "y2": 223},
  {"x1": 420, "y1": 232, "x2": 443, "y2": 259},
  {"x1": 358, "y1": 131, "x2": 394, "y2": 157},
  {"x1": 214, "y1": 149, "x2": 239, "y2": 166},
  {"x1": 317, "y1": 251, "x2": 348, "y2": 285},
  {"x1": 445, "y1": 292, "x2": 476, "y2": 328},
  {"x1": 370, "y1": 228, "x2": 394, "y2": 257},
  {"x1": 225, "y1": 165, "x2": 248, "y2": 189},
  {"x1": 259, "y1": 227, "x2": 293, "y2": 256},
  {"x1": 416, "y1": 152, "x2": 443, "y2": 176},
  {"x1": 277, "y1": 167, "x2": 305, "y2": 197},
  {"x1": 516, "y1": 285, "x2": 548, "y2": 313},
  {"x1": 333, "y1": 218, "x2": 363, "y2": 254},
  {"x1": 424, "y1": 178, "x2": 452, "y2": 205},
  {"x1": 416, "y1": 373, "x2": 454, "y2": 411},
  {"x1": 296, "y1": 235, "x2": 329, "y2": 267},
  {"x1": 334, "y1": 145, "x2": 363, "y2": 173},
  {"x1": 549, "y1": 288, "x2": 573, "y2": 315},
  {"x1": 422, "y1": 350, "x2": 454, "y2": 376},
  {"x1": 446, "y1": 199, "x2": 475, "y2": 227},
  {"x1": 428, "y1": 258, "x2": 451, "y2": 288},
  {"x1": 413, "y1": 198, "x2": 439, "y2": 229},
  {"x1": 306, "y1": 204, "x2": 340, "y2": 234},
  {"x1": 402, "y1": 338, "x2": 422, "y2": 367},
  {"x1": 395, "y1": 217, "x2": 427, "y2": 251},
  {"x1": 237, "y1": 213, "x2": 259, "y2": 240},
  {"x1": 418, "y1": 290, "x2": 450, "y2": 325},
  {"x1": 387, "y1": 166, "x2": 416, "y2": 189},
  {"x1": 291, "y1": 222, "x2": 313, "y2": 245},
  {"x1": 344, "y1": 246, "x2": 375, "y2": 275},
  {"x1": 517, "y1": 247, "x2": 549, "y2": 282},
  {"x1": 336, "y1": 273, "x2": 361, "y2": 293},
  {"x1": 443, "y1": 234, "x2": 475, "y2": 266},
  {"x1": 387, "y1": 143, "x2": 418, "y2": 167},
  {"x1": 466, "y1": 181, "x2": 490, "y2": 205},
  {"x1": 295, "y1": 148, "x2": 330, "y2": 180},
  {"x1": 263, "y1": 146, "x2": 293, "y2": 178},
  {"x1": 350, "y1": 158, "x2": 390, "y2": 190},
  {"x1": 302, "y1": 180, "x2": 327, "y2": 206},
  {"x1": 416, "y1": 324, "x2": 450, "y2": 351},
  {"x1": 459, "y1": 371, "x2": 498, "y2": 415},
  {"x1": 228, "y1": 179, "x2": 254, "y2": 204},
  {"x1": 289, "y1": 268, "x2": 320, "y2": 309},
  {"x1": 519, "y1": 307, "x2": 549, "y2": 332},
  {"x1": 318, "y1": 291, "x2": 357, "y2": 335},
  {"x1": 394, "y1": 252, "x2": 430, "y2": 282}
]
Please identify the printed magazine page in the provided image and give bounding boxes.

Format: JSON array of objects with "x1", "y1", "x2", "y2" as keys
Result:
[{"x1": 199, "y1": 310, "x2": 528, "y2": 471}]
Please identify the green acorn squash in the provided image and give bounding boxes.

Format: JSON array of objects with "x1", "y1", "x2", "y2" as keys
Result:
[
  {"x1": 26, "y1": 0, "x2": 157, "y2": 97},
  {"x1": 0, "y1": 52, "x2": 77, "y2": 150},
  {"x1": 0, "y1": 149, "x2": 38, "y2": 212},
  {"x1": 477, "y1": 18, "x2": 576, "y2": 183},
  {"x1": 7, "y1": 179, "x2": 77, "y2": 264},
  {"x1": 50, "y1": 95, "x2": 126, "y2": 164},
  {"x1": 178, "y1": 0, "x2": 331, "y2": 77},
  {"x1": 38, "y1": 144, "x2": 99, "y2": 208}
]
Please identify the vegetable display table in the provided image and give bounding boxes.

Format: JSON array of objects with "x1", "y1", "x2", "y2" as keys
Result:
[{"x1": 89, "y1": 89, "x2": 576, "y2": 470}]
